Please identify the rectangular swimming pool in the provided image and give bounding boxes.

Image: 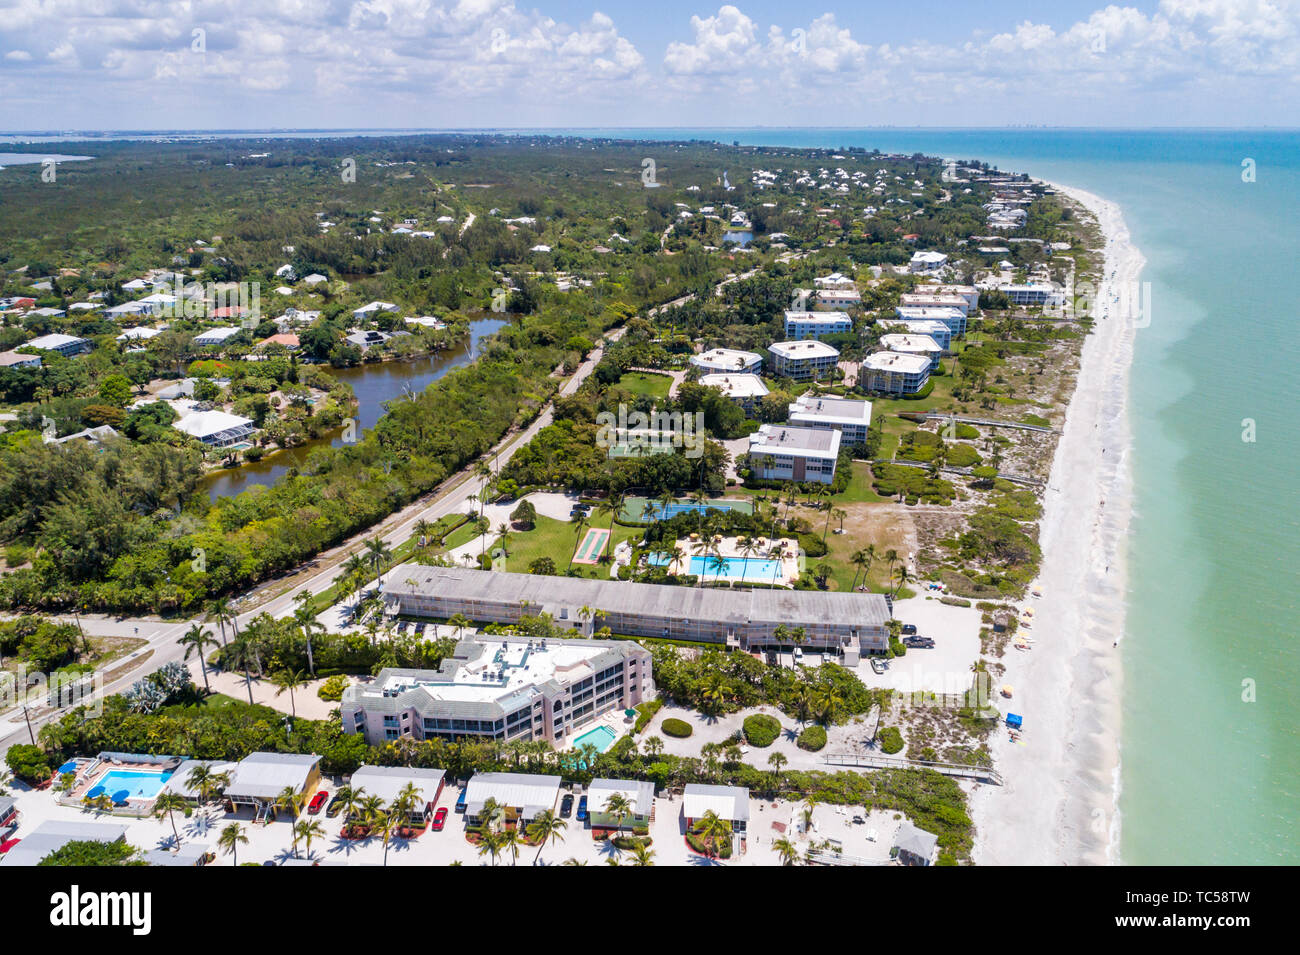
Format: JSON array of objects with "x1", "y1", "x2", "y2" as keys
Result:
[
  {"x1": 572, "y1": 725, "x2": 619, "y2": 753},
  {"x1": 88, "y1": 769, "x2": 172, "y2": 801},
  {"x1": 648, "y1": 553, "x2": 783, "y2": 583}
]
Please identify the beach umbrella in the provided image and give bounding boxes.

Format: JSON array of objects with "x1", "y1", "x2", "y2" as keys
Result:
[
  {"x1": 86, "y1": 785, "x2": 105, "y2": 799},
  {"x1": 58, "y1": 760, "x2": 78, "y2": 774},
  {"x1": 111, "y1": 789, "x2": 130, "y2": 804}
]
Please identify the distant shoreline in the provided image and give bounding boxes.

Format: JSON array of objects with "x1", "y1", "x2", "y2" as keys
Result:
[{"x1": 970, "y1": 181, "x2": 1141, "y2": 866}]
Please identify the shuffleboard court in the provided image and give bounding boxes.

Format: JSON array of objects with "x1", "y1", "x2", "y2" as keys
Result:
[{"x1": 572, "y1": 526, "x2": 610, "y2": 564}]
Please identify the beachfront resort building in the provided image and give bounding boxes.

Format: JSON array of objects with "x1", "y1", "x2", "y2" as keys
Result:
[
  {"x1": 787, "y1": 393, "x2": 873, "y2": 445},
  {"x1": 784, "y1": 310, "x2": 852, "y2": 340},
  {"x1": 381, "y1": 565, "x2": 891, "y2": 663},
  {"x1": 878, "y1": 334, "x2": 943, "y2": 370},
  {"x1": 1000, "y1": 283, "x2": 1067, "y2": 307},
  {"x1": 861, "y1": 351, "x2": 933, "y2": 395},
  {"x1": 768, "y1": 340, "x2": 840, "y2": 382},
  {"x1": 341, "y1": 634, "x2": 654, "y2": 748},
  {"x1": 698, "y1": 373, "x2": 769, "y2": 413},
  {"x1": 747, "y1": 422, "x2": 842, "y2": 484},
  {"x1": 690, "y1": 347, "x2": 763, "y2": 376},
  {"x1": 895, "y1": 304, "x2": 967, "y2": 336},
  {"x1": 899, "y1": 292, "x2": 970, "y2": 314}
]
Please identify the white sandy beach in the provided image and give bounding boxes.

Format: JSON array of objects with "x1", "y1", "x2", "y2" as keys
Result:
[{"x1": 969, "y1": 183, "x2": 1141, "y2": 866}]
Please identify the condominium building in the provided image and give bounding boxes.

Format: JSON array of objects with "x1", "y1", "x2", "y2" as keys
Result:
[
  {"x1": 886, "y1": 318, "x2": 952, "y2": 351},
  {"x1": 380, "y1": 565, "x2": 890, "y2": 663},
  {"x1": 1000, "y1": 284, "x2": 1067, "y2": 307},
  {"x1": 895, "y1": 305, "x2": 967, "y2": 336},
  {"x1": 690, "y1": 347, "x2": 763, "y2": 376},
  {"x1": 341, "y1": 633, "x2": 654, "y2": 747},
  {"x1": 861, "y1": 351, "x2": 932, "y2": 395},
  {"x1": 787, "y1": 393, "x2": 873, "y2": 446},
  {"x1": 815, "y1": 288, "x2": 861, "y2": 309},
  {"x1": 878, "y1": 334, "x2": 943, "y2": 371},
  {"x1": 767, "y1": 339, "x2": 840, "y2": 381},
  {"x1": 931, "y1": 285, "x2": 980, "y2": 312},
  {"x1": 899, "y1": 292, "x2": 970, "y2": 315},
  {"x1": 698, "y1": 373, "x2": 770, "y2": 413},
  {"x1": 783, "y1": 310, "x2": 852, "y2": 340},
  {"x1": 748, "y1": 422, "x2": 842, "y2": 484}
]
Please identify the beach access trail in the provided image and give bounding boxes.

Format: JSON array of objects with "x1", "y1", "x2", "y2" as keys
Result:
[{"x1": 970, "y1": 183, "x2": 1140, "y2": 866}]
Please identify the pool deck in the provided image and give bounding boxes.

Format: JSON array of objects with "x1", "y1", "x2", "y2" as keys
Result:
[{"x1": 656, "y1": 535, "x2": 801, "y2": 587}]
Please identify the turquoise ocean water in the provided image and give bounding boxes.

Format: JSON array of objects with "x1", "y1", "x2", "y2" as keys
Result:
[{"x1": 568, "y1": 127, "x2": 1298, "y2": 864}]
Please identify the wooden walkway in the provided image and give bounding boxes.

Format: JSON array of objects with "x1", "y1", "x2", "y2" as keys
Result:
[{"x1": 822, "y1": 751, "x2": 1004, "y2": 786}]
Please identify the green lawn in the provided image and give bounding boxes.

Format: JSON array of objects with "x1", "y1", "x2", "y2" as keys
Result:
[
  {"x1": 492, "y1": 514, "x2": 644, "y2": 578},
  {"x1": 617, "y1": 371, "x2": 673, "y2": 400}
]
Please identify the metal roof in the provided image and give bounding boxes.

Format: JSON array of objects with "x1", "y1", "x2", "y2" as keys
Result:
[{"x1": 683, "y1": 784, "x2": 750, "y2": 822}]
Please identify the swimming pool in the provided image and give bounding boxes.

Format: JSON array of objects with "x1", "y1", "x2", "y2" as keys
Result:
[
  {"x1": 572, "y1": 725, "x2": 619, "y2": 753},
  {"x1": 88, "y1": 769, "x2": 172, "y2": 801},
  {"x1": 649, "y1": 553, "x2": 783, "y2": 583}
]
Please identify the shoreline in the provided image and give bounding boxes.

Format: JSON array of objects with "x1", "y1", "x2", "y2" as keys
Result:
[{"x1": 970, "y1": 182, "x2": 1142, "y2": 866}]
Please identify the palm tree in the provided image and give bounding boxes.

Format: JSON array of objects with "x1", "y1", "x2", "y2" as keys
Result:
[
  {"x1": 335, "y1": 785, "x2": 365, "y2": 827},
  {"x1": 604, "y1": 793, "x2": 633, "y2": 838},
  {"x1": 225, "y1": 636, "x2": 257, "y2": 705},
  {"x1": 568, "y1": 514, "x2": 588, "y2": 571},
  {"x1": 179, "y1": 624, "x2": 216, "y2": 693},
  {"x1": 294, "y1": 819, "x2": 325, "y2": 859},
  {"x1": 291, "y1": 598, "x2": 324, "y2": 677},
  {"x1": 500, "y1": 826, "x2": 522, "y2": 866},
  {"x1": 413, "y1": 518, "x2": 433, "y2": 549},
  {"x1": 774, "y1": 836, "x2": 800, "y2": 866},
  {"x1": 643, "y1": 736, "x2": 664, "y2": 759},
  {"x1": 496, "y1": 522, "x2": 511, "y2": 558},
  {"x1": 391, "y1": 783, "x2": 422, "y2": 829},
  {"x1": 206, "y1": 597, "x2": 234, "y2": 649},
  {"x1": 525, "y1": 808, "x2": 567, "y2": 865},
  {"x1": 218, "y1": 821, "x2": 248, "y2": 865},
  {"x1": 447, "y1": 613, "x2": 471, "y2": 640},
  {"x1": 365, "y1": 536, "x2": 394, "y2": 590},
  {"x1": 695, "y1": 809, "x2": 732, "y2": 858},
  {"x1": 275, "y1": 786, "x2": 304, "y2": 842},
  {"x1": 272, "y1": 668, "x2": 308, "y2": 717},
  {"x1": 154, "y1": 793, "x2": 189, "y2": 845},
  {"x1": 767, "y1": 751, "x2": 787, "y2": 789},
  {"x1": 477, "y1": 829, "x2": 504, "y2": 866},
  {"x1": 628, "y1": 842, "x2": 656, "y2": 866},
  {"x1": 371, "y1": 811, "x2": 399, "y2": 866}
]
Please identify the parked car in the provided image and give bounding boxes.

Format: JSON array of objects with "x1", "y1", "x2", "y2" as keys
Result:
[
  {"x1": 576, "y1": 795, "x2": 588, "y2": 823},
  {"x1": 454, "y1": 790, "x2": 467, "y2": 813},
  {"x1": 903, "y1": 636, "x2": 935, "y2": 649},
  {"x1": 431, "y1": 807, "x2": 448, "y2": 832},
  {"x1": 0, "y1": 837, "x2": 20, "y2": 855},
  {"x1": 396, "y1": 620, "x2": 409, "y2": 634},
  {"x1": 870, "y1": 658, "x2": 888, "y2": 674},
  {"x1": 901, "y1": 624, "x2": 918, "y2": 635},
  {"x1": 560, "y1": 794, "x2": 574, "y2": 818},
  {"x1": 307, "y1": 790, "x2": 329, "y2": 814},
  {"x1": 792, "y1": 647, "x2": 804, "y2": 661},
  {"x1": 414, "y1": 622, "x2": 427, "y2": 635}
]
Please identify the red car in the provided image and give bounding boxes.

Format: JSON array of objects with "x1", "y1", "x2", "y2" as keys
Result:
[
  {"x1": 307, "y1": 790, "x2": 329, "y2": 815},
  {"x1": 430, "y1": 807, "x2": 448, "y2": 832},
  {"x1": 0, "y1": 837, "x2": 20, "y2": 854}
]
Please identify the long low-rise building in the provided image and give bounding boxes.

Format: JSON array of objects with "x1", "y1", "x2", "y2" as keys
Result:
[
  {"x1": 381, "y1": 565, "x2": 890, "y2": 662},
  {"x1": 787, "y1": 393, "x2": 872, "y2": 445},
  {"x1": 886, "y1": 318, "x2": 952, "y2": 351},
  {"x1": 342, "y1": 633, "x2": 653, "y2": 747}
]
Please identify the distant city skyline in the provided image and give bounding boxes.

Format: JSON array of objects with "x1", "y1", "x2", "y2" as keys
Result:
[{"x1": 1, "y1": 1, "x2": 1297, "y2": 129}]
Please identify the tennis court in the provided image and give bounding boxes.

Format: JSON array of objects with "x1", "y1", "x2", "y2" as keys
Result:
[
  {"x1": 620, "y1": 496, "x2": 754, "y2": 523},
  {"x1": 572, "y1": 527, "x2": 610, "y2": 564}
]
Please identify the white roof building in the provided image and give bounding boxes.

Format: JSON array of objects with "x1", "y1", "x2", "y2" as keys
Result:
[
  {"x1": 116, "y1": 326, "x2": 161, "y2": 342},
  {"x1": 690, "y1": 347, "x2": 763, "y2": 375},
  {"x1": 463, "y1": 772, "x2": 561, "y2": 820},
  {"x1": 352, "y1": 301, "x2": 399, "y2": 318},
  {"x1": 27, "y1": 333, "x2": 90, "y2": 355},
  {"x1": 698, "y1": 372, "x2": 769, "y2": 403},
  {"x1": 222, "y1": 752, "x2": 321, "y2": 805},
  {"x1": 788, "y1": 392, "x2": 872, "y2": 433},
  {"x1": 301, "y1": 273, "x2": 328, "y2": 285},
  {"x1": 862, "y1": 351, "x2": 931, "y2": 376},
  {"x1": 172, "y1": 410, "x2": 257, "y2": 447},
  {"x1": 909, "y1": 250, "x2": 949, "y2": 272},
  {"x1": 349, "y1": 765, "x2": 446, "y2": 808},
  {"x1": 880, "y1": 333, "x2": 943, "y2": 361},
  {"x1": 192, "y1": 326, "x2": 242, "y2": 346},
  {"x1": 683, "y1": 784, "x2": 750, "y2": 825},
  {"x1": 1, "y1": 820, "x2": 128, "y2": 867}
]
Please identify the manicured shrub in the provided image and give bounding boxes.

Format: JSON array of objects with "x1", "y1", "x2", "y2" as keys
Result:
[
  {"x1": 879, "y1": 726, "x2": 904, "y2": 755},
  {"x1": 661, "y1": 718, "x2": 693, "y2": 738},
  {"x1": 742, "y1": 714, "x2": 782, "y2": 747},
  {"x1": 317, "y1": 674, "x2": 349, "y2": 702},
  {"x1": 634, "y1": 700, "x2": 663, "y2": 734},
  {"x1": 797, "y1": 725, "x2": 827, "y2": 752}
]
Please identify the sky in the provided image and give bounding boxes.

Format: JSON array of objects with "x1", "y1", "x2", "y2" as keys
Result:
[{"x1": 0, "y1": 0, "x2": 1297, "y2": 130}]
